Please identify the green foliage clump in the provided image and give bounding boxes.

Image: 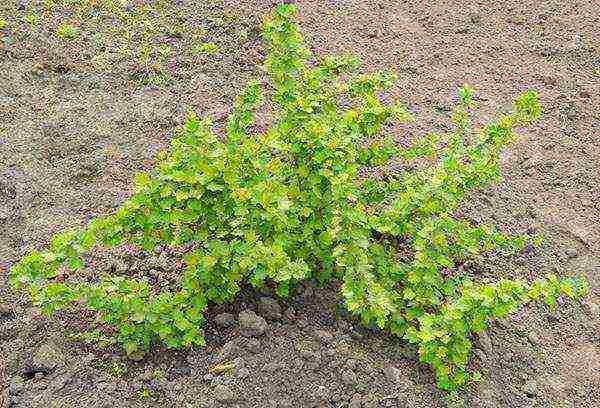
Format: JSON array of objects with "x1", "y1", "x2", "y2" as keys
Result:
[
  {"x1": 56, "y1": 22, "x2": 80, "y2": 39},
  {"x1": 9, "y1": 4, "x2": 588, "y2": 390}
]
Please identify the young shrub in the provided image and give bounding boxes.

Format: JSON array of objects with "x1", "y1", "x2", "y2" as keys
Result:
[{"x1": 9, "y1": 4, "x2": 588, "y2": 390}]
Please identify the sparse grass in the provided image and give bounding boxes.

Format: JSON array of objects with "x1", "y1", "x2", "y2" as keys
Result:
[
  {"x1": 144, "y1": 70, "x2": 171, "y2": 87},
  {"x1": 10, "y1": 0, "x2": 229, "y2": 88},
  {"x1": 56, "y1": 22, "x2": 80, "y2": 39},
  {"x1": 193, "y1": 41, "x2": 218, "y2": 54}
]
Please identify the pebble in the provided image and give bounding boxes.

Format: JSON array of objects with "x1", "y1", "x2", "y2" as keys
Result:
[
  {"x1": 383, "y1": 365, "x2": 407, "y2": 387},
  {"x1": 217, "y1": 339, "x2": 240, "y2": 362},
  {"x1": 584, "y1": 301, "x2": 599, "y2": 317},
  {"x1": 478, "y1": 331, "x2": 494, "y2": 357},
  {"x1": 32, "y1": 342, "x2": 64, "y2": 372},
  {"x1": 341, "y1": 369, "x2": 358, "y2": 386},
  {"x1": 349, "y1": 394, "x2": 363, "y2": 408},
  {"x1": 293, "y1": 358, "x2": 304, "y2": 370},
  {"x1": 214, "y1": 383, "x2": 236, "y2": 402},
  {"x1": 167, "y1": 366, "x2": 191, "y2": 381},
  {"x1": 234, "y1": 367, "x2": 250, "y2": 378},
  {"x1": 239, "y1": 310, "x2": 268, "y2": 337},
  {"x1": 263, "y1": 362, "x2": 282, "y2": 373},
  {"x1": 350, "y1": 330, "x2": 364, "y2": 341},
  {"x1": 314, "y1": 329, "x2": 334, "y2": 344},
  {"x1": 345, "y1": 359, "x2": 357, "y2": 370},
  {"x1": 527, "y1": 333, "x2": 540, "y2": 345},
  {"x1": 245, "y1": 338, "x2": 262, "y2": 354},
  {"x1": 283, "y1": 307, "x2": 296, "y2": 321},
  {"x1": 258, "y1": 297, "x2": 282, "y2": 320},
  {"x1": 564, "y1": 248, "x2": 578, "y2": 259},
  {"x1": 214, "y1": 312, "x2": 236, "y2": 328},
  {"x1": 523, "y1": 379, "x2": 538, "y2": 397}
]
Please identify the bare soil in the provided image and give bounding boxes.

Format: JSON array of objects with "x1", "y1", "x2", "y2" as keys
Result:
[{"x1": 1, "y1": 1, "x2": 599, "y2": 407}]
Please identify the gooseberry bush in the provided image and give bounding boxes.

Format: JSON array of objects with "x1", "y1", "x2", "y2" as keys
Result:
[{"x1": 9, "y1": 4, "x2": 588, "y2": 390}]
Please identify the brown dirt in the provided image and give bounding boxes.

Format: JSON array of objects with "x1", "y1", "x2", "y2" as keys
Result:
[{"x1": 1, "y1": 0, "x2": 599, "y2": 407}]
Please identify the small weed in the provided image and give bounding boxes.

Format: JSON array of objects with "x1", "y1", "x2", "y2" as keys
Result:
[
  {"x1": 0, "y1": 18, "x2": 7, "y2": 30},
  {"x1": 151, "y1": 368, "x2": 164, "y2": 380},
  {"x1": 193, "y1": 41, "x2": 218, "y2": 54},
  {"x1": 157, "y1": 43, "x2": 171, "y2": 59},
  {"x1": 134, "y1": 68, "x2": 171, "y2": 87},
  {"x1": 444, "y1": 390, "x2": 467, "y2": 408},
  {"x1": 137, "y1": 387, "x2": 151, "y2": 400},
  {"x1": 96, "y1": 360, "x2": 126, "y2": 378},
  {"x1": 24, "y1": 12, "x2": 39, "y2": 27},
  {"x1": 56, "y1": 23, "x2": 80, "y2": 39}
]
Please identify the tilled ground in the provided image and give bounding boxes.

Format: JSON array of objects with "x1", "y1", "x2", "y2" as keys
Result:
[{"x1": 1, "y1": 1, "x2": 599, "y2": 407}]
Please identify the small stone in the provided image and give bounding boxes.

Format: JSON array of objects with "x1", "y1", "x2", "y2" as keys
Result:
[
  {"x1": 314, "y1": 329, "x2": 334, "y2": 344},
  {"x1": 474, "y1": 349, "x2": 486, "y2": 363},
  {"x1": 258, "y1": 297, "x2": 282, "y2": 320},
  {"x1": 263, "y1": 362, "x2": 282, "y2": 373},
  {"x1": 349, "y1": 394, "x2": 363, "y2": 408},
  {"x1": 523, "y1": 380, "x2": 538, "y2": 397},
  {"x1": 283, "y1": 307, "x2": 296, "y2": 321},
  {"x1": 293, "y1": 358, "x2": 304, "y2": 370},
  {"x1": 341, "y1": 369, "x2": 357, "y2": 386},
  {"x1": 128, "y1": 353, "x2": 144, "y2": 362},
  {"x1": 217, "y1": 339, "x2": 240, "y2": 362},
  {"x1": 302, "y1": 284, "x2": 314, "y2": 299},
  {"x1": 345, "y1": 359, "x2": 357, "y2": 370},
  {"x1": 8, "y1": 377, "x2": 24, "y2": 395},
  {"x1": 167, "y1": 366, "x2": 191, "y2": 381},
  {"x1": 540, "y1": 47, "x2": 561, "y2": 57},
  {"x1": 110, "y1": 258, "x2": 129, "y2": 273},
  {"x1": 478, "y1": 331, "x2": 493, "y2": 357},
  {"x1": 232, "y1": 357, "x2": 245, "y2": 369},
  {"x1": 32, "y1": 342, "x2": 65, "y2": 373},
  {"x1": 49, "y1": 375, "x2": 71, "y2": 391},
  {"x1": 214, "y1": 383, "x2": 236, "y2": 402},
  {"x1": 584, "y1": 301, "x2": 600, "y2": 317},
  {"x1": 238, "y1": 310, "x2": 268, "y2": 337},
  {"x1": 349, "y1": 330, "x2": 363, "y2": 341},
  {"x1": 336, "y1": 320, "x2": 350, "y2": 332},
  {"x1": 245, "y1": 338, "x2": 262, "y2": 354},
  {"x1": 366, "y1": 28, "x2": 380, "y2": 38},
  {"x1": 468, "y1": 13, "x2": 481, "y2": 24},
  {"x1": 383, "y1": 365, "x2": 404, "y2": 385},
  {"x1": 527, "y1": 333, "x2": 540, "y2": 345},
  {"x1": 300, "y1": 349, "x2": 321, "y2": 362},
  {"x1": 564, "y1": 248, "x2": 578, "y2": 259},
  {"x1": 214, "y1": 313, "x2": 235, "y2": 328},
  {"x1": 234, "y1": 367, "x2": 250, "y2": 378}
]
